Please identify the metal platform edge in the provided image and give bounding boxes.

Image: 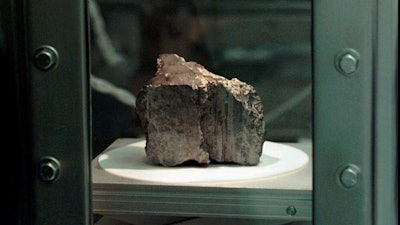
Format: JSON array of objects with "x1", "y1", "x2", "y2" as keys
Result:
[{"x1": 93, "y1": 182, "x2": 311, "y2": 220}]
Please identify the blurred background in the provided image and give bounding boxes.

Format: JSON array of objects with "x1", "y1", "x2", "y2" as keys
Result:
[{"x1": 89, "y1": 0, "x2": 312, "y2": 157}]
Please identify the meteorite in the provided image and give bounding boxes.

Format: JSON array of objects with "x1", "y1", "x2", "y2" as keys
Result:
[{"x1": 135, "y1": 53, "x2": 265, "y2": 166}]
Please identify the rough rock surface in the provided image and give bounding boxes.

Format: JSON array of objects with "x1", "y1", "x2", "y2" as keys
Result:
[{"x1": 135, "y1": 54, "x2": 265, "y2": 166}]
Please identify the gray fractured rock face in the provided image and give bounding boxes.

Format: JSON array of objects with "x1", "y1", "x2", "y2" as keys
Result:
[{"x1": 135, "y1": 54, "x2": 265, "y2": 166}]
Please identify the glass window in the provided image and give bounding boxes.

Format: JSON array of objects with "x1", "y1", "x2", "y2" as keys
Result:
[
  {"x1": 90, "y1": 1, "x2": 312, "y2": 224},
  {"x1": 90, "y1": 0, "x2": 312, "y2": 156}
]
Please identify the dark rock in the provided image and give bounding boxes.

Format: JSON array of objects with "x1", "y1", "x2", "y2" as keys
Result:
[{"x1": 136, "y1": 54, "x2": 265, "y2": 166}]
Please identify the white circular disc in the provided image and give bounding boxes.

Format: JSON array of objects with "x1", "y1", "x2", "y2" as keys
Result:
[{"x1": 98, "y1": 140, "x2": 309, "y2": 183}]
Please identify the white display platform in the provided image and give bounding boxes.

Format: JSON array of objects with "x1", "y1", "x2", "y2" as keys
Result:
[
  {"x1": 97, "y1": 140, "x2": 309, "y2": 183},
  {"x1": 92, "y1": 138, "x2": 312, "y2": 223}
]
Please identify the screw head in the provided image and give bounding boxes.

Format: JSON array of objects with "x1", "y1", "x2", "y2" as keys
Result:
[
  {"x1": 335, "y1": 48, "x2": 360, "y2": 75},
  {"x1": 286, "y1": 205, "x2": 297, "y2": 216},
  {"x1": 39, "y1": 157, "x2": 60, "y2": 183},
  {"x1": 34, "y1": 46, "x2": 58, "y2": 71},
  {"x1": 339, "y1": 54, "x2": 358, "y2": 74},
  {"x1": 339, "y1": 165, "x2": 360, "y2": 189}
]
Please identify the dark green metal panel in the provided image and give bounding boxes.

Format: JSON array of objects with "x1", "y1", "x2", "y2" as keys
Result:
[
  {"x1": 313, "y1": 0, "x2": 398, "y2": 224},
  {"x1": 313, "y1": 0, "x2": 374, "y2": 224},
  {"x1": 374, "y1": 0, "x2": 398, "y2": 224},
  {"x1": 2, "y1": 0, "x2": 92, "y2": 224},
  {"x1": 25, "y1": 1, "x2": 92, "y2": 224}
]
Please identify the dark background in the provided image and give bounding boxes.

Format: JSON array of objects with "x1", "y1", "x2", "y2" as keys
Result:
[{"x1": 90, "y1": 0, "x2": 312, "y2": 157}]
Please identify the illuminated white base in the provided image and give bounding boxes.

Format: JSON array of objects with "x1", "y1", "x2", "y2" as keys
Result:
[{"x1": 98, "y1": 140, "x2": 309, "y2": 184}]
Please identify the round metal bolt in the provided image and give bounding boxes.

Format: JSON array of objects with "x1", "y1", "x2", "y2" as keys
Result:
[
  {"x1": 39, "y1": 157, "x2": 61, "y2": 183},
  {"x1": 34, "y1": 46, "x2": 58, "y2": 71},
  {"x1": 339, "y1": 165, "x2": 360, "y2": 189},
  {"x1": 286, "y1": 205, "x2": 297, "y2": 216},
  {"x1": 339, "y1": 54, "x2": 358, "y2": 74},
  {"x1": 335, "y1": 48, "x2": 360, "y2": 75}
]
